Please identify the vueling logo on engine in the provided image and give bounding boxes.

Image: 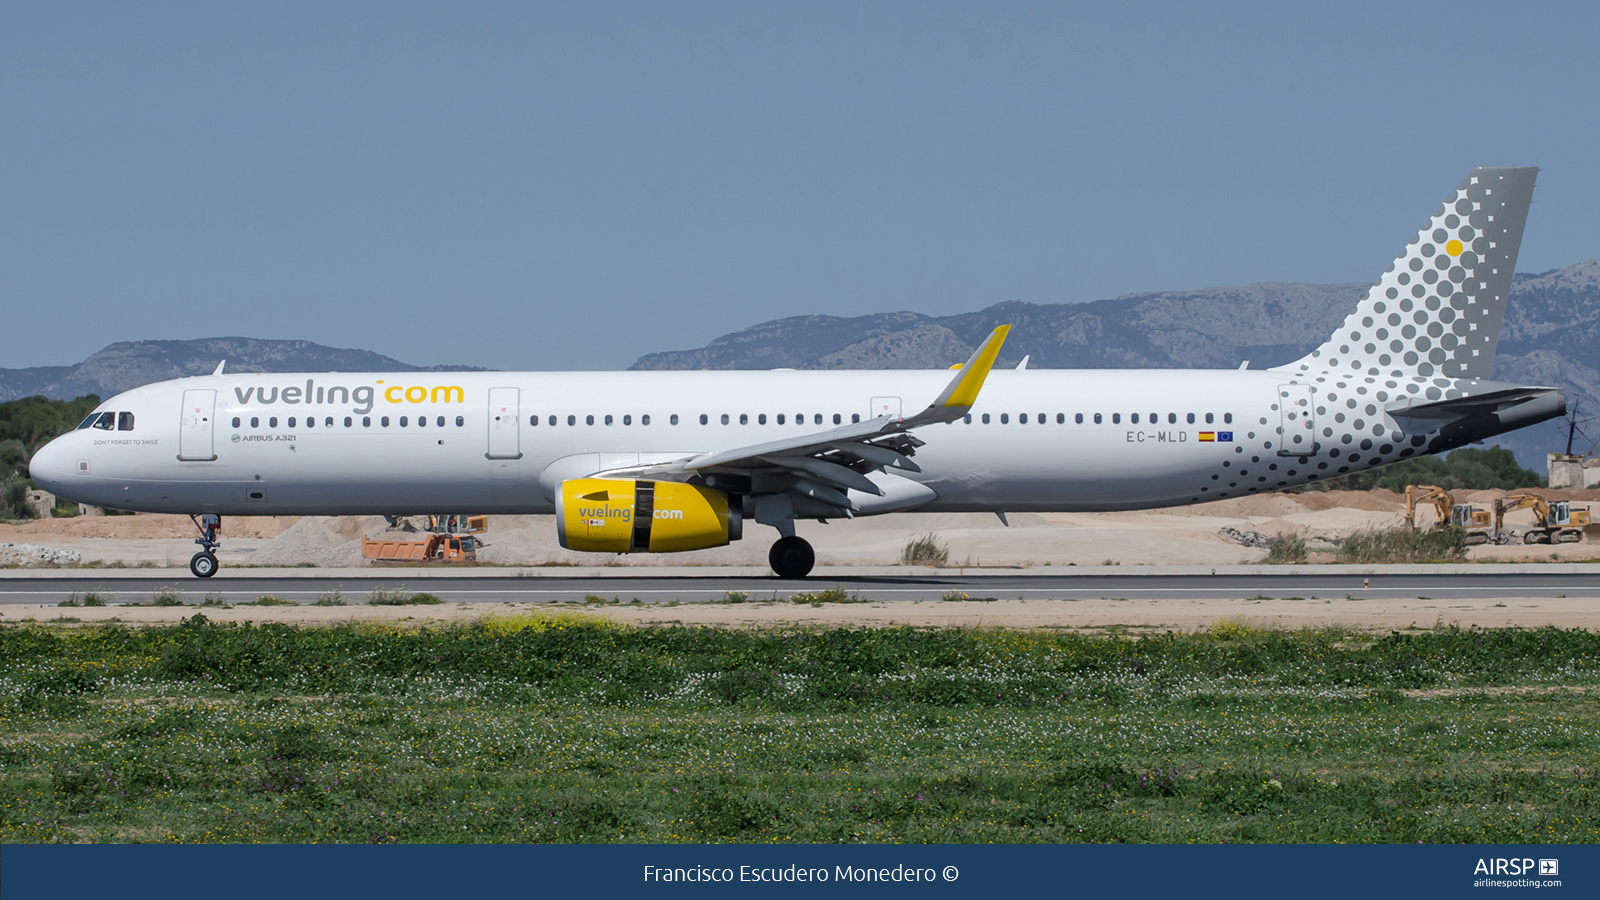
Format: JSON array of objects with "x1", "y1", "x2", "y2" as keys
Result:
[
  {"x1": 579, "y1": 505, "x2": 632, "y2": 523},
  {"x1": 231, "y1": 379, "x2": 465, "y2": 416}
]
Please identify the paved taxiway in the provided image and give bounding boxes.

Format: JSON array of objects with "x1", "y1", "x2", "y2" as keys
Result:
[{"x1": 3, "y1": 571, "x2": 1600, "y2": 606}]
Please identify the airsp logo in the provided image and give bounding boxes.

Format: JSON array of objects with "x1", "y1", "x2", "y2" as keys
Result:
[{"x1": 1540, "y1": 859, "x2": 1559, "y2": 876}]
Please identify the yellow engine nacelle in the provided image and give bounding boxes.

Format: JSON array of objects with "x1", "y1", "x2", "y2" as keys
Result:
[{"x1": 556, "y1": 478, "x2": 741, "y2": 553}]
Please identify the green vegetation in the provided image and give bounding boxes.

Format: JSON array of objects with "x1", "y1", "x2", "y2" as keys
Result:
[
  {"x1": 901, "y1": 534, "x2": 950, "y2": 566},
  {"x1": 1315, "y1": 445, "x2": 1544, "y2": 492},
  {"x1": 1263, "y1": 533, "x2": 1308, "y2": 564},
  {"x1": 0, "y1": 395, "x2": 101, "y2": 518},
  {"x1": 1337, "y1": 526, "x2": 1470, "y2": 563},
  {"x1": 1, "y1": 615, "x2": 1596, "y2": 844}
]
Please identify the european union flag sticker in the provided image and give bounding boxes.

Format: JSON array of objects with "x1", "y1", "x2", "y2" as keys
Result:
[{"x1": 1218, "y1": 432, "x2": 1233, "y2": 442}]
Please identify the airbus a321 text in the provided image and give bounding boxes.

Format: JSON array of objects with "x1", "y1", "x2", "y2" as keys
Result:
[{"x1": 30, "y1": 167, "x2": 1563, "y2": 578}]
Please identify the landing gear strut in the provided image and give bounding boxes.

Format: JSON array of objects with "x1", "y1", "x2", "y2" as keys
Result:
[
  {"x1": 769, "y1": 535, "x2": 815, "y2": 579},
  {"x1": 189, "y1": 514, "x2": 221, "y2": 578}
]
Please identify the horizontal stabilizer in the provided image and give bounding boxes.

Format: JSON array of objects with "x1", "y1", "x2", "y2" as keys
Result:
[{"x1": 1387, "y1": 385, "x2": 1560, "y2": 421}]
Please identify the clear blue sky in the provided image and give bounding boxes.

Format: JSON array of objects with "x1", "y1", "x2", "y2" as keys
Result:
[{"x1": 3, "y1": 1, "x2": 1596, "y2": 371}]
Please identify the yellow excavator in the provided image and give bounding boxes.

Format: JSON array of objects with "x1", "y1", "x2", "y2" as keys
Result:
[
  {"x1": 1494, "y1": 492, "x2": 1592, "y2": 544},
  {"x1": 1404, "y1": 484, "x2": 1494, "y2": 545}
]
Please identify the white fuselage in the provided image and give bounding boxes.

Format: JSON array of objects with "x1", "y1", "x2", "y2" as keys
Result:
[{"x1": 29, "y1": 367, "x2": 1415, "y2": 517}]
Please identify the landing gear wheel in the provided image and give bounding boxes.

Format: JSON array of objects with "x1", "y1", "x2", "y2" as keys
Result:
[
  {"x1": 190, "y1": 552, "x2": 218, "y2": 578},
  {"x1": 769, "y1": 536, "x2": 815, "y2": 579}
]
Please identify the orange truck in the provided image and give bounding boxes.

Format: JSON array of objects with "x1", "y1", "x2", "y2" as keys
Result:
[{"x1": 362, "y1": 533, "x2": 478, "y2": 563}]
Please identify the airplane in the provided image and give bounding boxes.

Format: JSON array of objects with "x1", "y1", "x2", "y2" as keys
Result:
[{"x1": 29, "y1": 166, "x2": 1564, "y2": 579}]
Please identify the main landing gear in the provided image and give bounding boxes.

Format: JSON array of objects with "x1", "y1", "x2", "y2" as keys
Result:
[
  {"x1": 189, "y1": 514, "x2": 221, "y2": 578},
  {"x1": 769, "y1": 535, "x2": 815, "y2": 579}
]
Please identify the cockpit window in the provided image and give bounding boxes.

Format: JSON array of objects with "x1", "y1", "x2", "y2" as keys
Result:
[
  {"x1": 77, "y1": 414, "x2": 99, "y2": 430},
  {"x1": 117, "y1": 412, "x2": 135, "y2": 431},
  {"x1": 92, "y1": 412, "x2": 116, "y2": 431}
]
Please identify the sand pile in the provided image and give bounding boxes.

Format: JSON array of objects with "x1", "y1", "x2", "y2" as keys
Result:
[{"x1": 246, "y1": 516, "x2": 385, "y2": 567}]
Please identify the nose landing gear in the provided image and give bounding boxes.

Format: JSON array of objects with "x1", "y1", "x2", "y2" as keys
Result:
[
  {"x1": 189, "y1": 514, "x2": 221, "y2": 578},
  {"x1": 768, "y1": 535, "x2": 815, "y2": 579}
]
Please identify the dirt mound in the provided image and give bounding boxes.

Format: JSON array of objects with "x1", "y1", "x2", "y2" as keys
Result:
[
  {"x1": 1294, "y1": 490, "x2": 1403, "y2": 512},
  {"x1": 247, "y1": 516, "x2": 389, "y2": 567}
]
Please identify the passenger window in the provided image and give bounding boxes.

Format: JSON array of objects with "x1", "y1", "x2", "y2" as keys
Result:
[
  {"x1": 547, "y1": 416, "x2": 556, "y2": 426},
  {"x1": 1038, "y1": 413, "x2": 1046, "y2": 424},
  {"x1": 642, "y1": 414, "x2": 651, "y2": 425},
  {"x1": 416, "y1": 417, "x2": 424, "y2": 428},
  {"x1": 530, "y1": 415, "x2": 538, "y2": 426},
  {"x1": 1205, "y1": 413, "x2": 1214, "y2": 424},
  {"x1": 455, "y1": 416, "x2": 464, "y2": 426},
  {"x1": 1131, "y1": 414, "x2": 1139, "y2": 424},
  {"x1": 669, "y1": 414, "x2": 678, "y2": 425},
  {"x1": 739, "y1": 414, "x2": 748, "y2": 425},
  {"x1": 1001, "y1": 413, "x2": 1010, "y2": 424},
  {"x1": 833, "y1": 413, "x2": 841, "y2": 425},
  {"x1": 363, "y1": 417, "x2": 371, "y2": 427},
  {"x1": 252, "y1": 417, "x2": 260, "y2": 428},
  {"x1": 852, "y1": 413, "x2": 860, "y2": 423},
  {"x1": 118, "y1": 412, "x2": 135, "y2": 431},
  {"x1": 1150, "y1": 413, "x2": 1157, "y2": 424},
  {"x1": 795, "y1": 413, "x2": 803, "y2": 424},
  {"x1": 586, "y1": 415, "x2": 594, "y2": 425},
  {"x1": 326, "y1": 417, "x2": 334, "y2": 427},
  {"x1": 604, "y1": 415, "x2": 613, "y2": 425},
  {"x1": 1168, "y1": 413, "x2": 1177, "y2": 424},
  {"x1": 623, "y1": 415, "x2": 632, "y2": 425},
  {"x1": 963, "y1": 414, "x2": 972, "y2": 424},
  {"x1": 1073, "y1": 413, "x2": 1081, "y2": 424},
  {"x1": 346, "y1": 417, "x2": 354, "y2": 427},
  {"x1": 232, "y1": 417, "x2": 241, "y2": 428},
  {"x1": 721, "y1": 414, "x2": 730, "y2": 425},
  {"x1": 436, "y1": 416, "x2": 445, "y2": 427},
  {"x1": 1224, "y1": 413, "x2": 1233, "y2": 424},
  {"x1": 1187, "y1": 413, "x2": 1195, "y2": 424},
  {"x1": 1093, "y1": 413, "x2": 1102, "y2": 424},
  {"x1": 982, "y1": 413, "x2": 991, "y2": 424},
  {"x1": 568, "y1": 415, "x2": 576, "y2": 426},
  {"x1": 1111, "y1": 414, "x2": 1120, "y2": 424},
  {"x1": 1019, "y1": 413, "x2": 1028, "y2": 424},
  {"x1": 699, "y1": 414, "x2": 708, "y2": 425},
  {"x1": 400, "y1": 416, "x2": 408, "y2": 427},
  {"x1": 270, "y1": 417, "x2": 279, "y2": 428},
  {"x1": 381, "y1": 417, "x2": 390, "y2": 427},
  {"x1": 814, "y1": 414, "x2": 822, "y2": 425},
  {"x1": 758, "y1": 414, "x2": 767, "y2": 425},
  {"x1": 305, "y1": 417, "x2": 314, "y2": 428},
  {"x1": 777, "y1": 414, "x2": 786, "y2": 425}
]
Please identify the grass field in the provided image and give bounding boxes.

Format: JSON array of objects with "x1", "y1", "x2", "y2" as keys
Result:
[{"x1": 1, "y1": 610, "x2": 1597, "y2": 843}]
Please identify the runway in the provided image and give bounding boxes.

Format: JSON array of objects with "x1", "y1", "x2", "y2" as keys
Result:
[{"x1": 5, "y1": 571, "x2": 1600, "y2": 606}]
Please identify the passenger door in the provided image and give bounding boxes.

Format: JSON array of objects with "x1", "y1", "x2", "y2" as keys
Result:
[
  {"x1": 487, "y1": 387, "x2": 521, "y2": 459},
  {"x1": 1276, "y1": 383, "x2": 1315, "y2": 457},
  {"x1": 178, "y1": 389, "x2": 217, "y2": 461}
]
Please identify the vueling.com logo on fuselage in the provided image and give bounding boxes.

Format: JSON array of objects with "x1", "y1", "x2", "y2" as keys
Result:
[{"x1": 231, "y1": 380, "x2": 464, "y2": 416}]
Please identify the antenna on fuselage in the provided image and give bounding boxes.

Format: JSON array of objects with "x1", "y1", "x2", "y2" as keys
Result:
[{"x1": 212, "y1": 360, "x2": 227, "y2": 376}]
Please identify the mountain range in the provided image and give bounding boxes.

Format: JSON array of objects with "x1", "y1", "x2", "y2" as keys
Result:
[{"x1": 4, "y1": 262, "x2": 1593, "y2": 470}]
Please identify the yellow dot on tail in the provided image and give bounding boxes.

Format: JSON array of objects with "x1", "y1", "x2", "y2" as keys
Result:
[{"x1": 1446, "y1": 239, "x2": 1464, "y2": 256}]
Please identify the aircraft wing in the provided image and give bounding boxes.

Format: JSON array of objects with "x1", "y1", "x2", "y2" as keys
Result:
[{"x1": 594, "y1": 325, "x2": 1011, "y2": 512}]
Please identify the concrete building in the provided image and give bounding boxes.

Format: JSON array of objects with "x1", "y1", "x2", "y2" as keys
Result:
[{"x1": 1548, "y1": 454, "x2": 1600, "y2": 489}]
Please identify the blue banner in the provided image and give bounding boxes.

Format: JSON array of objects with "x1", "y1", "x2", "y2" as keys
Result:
[{"x1": 3, "y1": 844, "x2": 1593, "y2": 899}]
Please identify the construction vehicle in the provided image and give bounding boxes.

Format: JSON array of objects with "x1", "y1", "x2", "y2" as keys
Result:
[
  {"x1": 362, "y1": 533, "x2": 479, "y2": 563},
  {"x1": 1405, "y1": 484, "x2": 1494, "y2": 545},
  {"x1": 1494, "y1": 492, "x2": 1592, "y2": 544},
  {"x1": 425, "y1": 514, "x2": 487, "y2": 535}
]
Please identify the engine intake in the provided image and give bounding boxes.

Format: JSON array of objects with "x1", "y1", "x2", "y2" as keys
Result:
[{"x1": 556, "y1": 478, "x2": 741, "y2": 553}]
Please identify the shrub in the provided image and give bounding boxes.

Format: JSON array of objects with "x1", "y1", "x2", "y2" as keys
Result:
[
  {"x1": 901, "y1": 533, "x2": 950, "y2": 566},
  {"x1": 1337, "y1": 526, "x2": 1468, "y2": 563},
  {"x1": 1263, "y1": 532, "x2": 1308, "y2": 564},
  {"x1": 239, "y1": 596, "x2": 297, "y2": 606},
  {"x1": 151, "y1": 588, "x2": 186, "y2": 607},
  {"x1": 313, "y1": 589, "x2": 347, "y2": 606},
  {"x1": 366, "y1": 587, "x2": 442, "y2": 606}
]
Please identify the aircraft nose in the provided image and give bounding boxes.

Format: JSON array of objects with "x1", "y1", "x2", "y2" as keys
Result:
[{"x1": 28, "y1": 437, "x2": 72, "y2": 494}]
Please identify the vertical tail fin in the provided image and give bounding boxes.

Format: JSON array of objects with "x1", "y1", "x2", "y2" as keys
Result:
[{"x1": 1277, "y1": 166, "x2": 1537, "y2": 380}]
